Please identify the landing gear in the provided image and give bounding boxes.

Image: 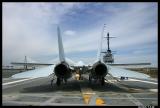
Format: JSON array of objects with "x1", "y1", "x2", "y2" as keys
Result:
[
  {"x1": 51, "y1": 79, "x2": 54, "y2": 87},
  {"x1": 64, "y1": 79, "x2": 67, "y2": 84},
  {"x1": 56, "y1": 78, "x2": 61, "y2": 86},
  {"x1": 56, "y1": 78, "x2": 67, "y2": 86},
  {"x1": 50, "y1": 73, "x2": 56, "y2": 87},
  {"x1": 101, "y1": 77, "x2": 105, "y2": 86},
  {"x1": 89, "y1": 75, "x2": 92, "y2": 83},
  {"x1": 79, "y1": 74, "x2": 81, "y2": 80},
  {"x1": 79, "y1": 74, "x2": 83, "y2": 80}
]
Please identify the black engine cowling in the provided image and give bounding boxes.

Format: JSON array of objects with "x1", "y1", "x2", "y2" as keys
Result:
[
  {"x1": 91, "y1": 61, "x2": 108, "y2": 78},
  {"x1": 54, "y1": 62, "x2": 72, "y2": 79}
]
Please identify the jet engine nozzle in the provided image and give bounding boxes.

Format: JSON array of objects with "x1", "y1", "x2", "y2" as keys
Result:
[
  {"x1": 54, "y1": 62, "x2": 72, "y2": 79},
  {"x1": 92, "y1": 62, "x2": 108, "y2": 77}
]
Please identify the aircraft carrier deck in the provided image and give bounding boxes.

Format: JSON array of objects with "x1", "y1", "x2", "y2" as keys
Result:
[{"x1": 2, "y1": 73, "x2": 158, "y2": 106}]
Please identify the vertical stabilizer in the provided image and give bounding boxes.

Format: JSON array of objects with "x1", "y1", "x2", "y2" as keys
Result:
[
  {"x1": 57, "y1": 26, "x2": 65, "y2": 62},
  {"x1": 96, "y1": 24, "x2": 106, "y2": 61}
]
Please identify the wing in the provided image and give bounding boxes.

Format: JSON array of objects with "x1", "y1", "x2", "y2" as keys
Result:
[
  {"x1": 108, "y1": 63, "x2": 151, "y2": 66},
  {"x1": 11, "y1": 65, "x2": 55, "y2": 78},
  {"x1": 107, "y1": 65, "x2": 150, "y2": 79},
  {"x1": 11, "y1": 62, "x2": 53, "y2": 66}
]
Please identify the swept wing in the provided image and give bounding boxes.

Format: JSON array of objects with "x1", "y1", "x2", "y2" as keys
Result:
[
  {"x1": 107, "y1": 65, "x2": 150, "y2": 79},
  {"x1": 12, "y1": 65, "x2": 55, "y2": 78}
]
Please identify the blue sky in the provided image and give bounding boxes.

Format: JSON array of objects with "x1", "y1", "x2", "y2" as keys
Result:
[{"x1": 2, "y1": 2, "x2": 158, "y2": 67}]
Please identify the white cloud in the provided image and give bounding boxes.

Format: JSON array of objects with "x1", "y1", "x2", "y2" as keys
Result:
[
  {"x1": 64, "y1": 30, "x2": 76, "y2": 36},
  {"x1": 2, "y1": 3, "x2": 157, "y2": 67},
  {"x1": 2, "y1": 2, "x2": 78, "y2": 65},
  {"x1": 60, "y1": 3, "x2": 157, "y2": 54}
]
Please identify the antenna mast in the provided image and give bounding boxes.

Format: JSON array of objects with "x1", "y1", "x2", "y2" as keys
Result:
[
  {"x1": 24, "y1": 56, "x2": 27, "y2": 70},
  {"x1": 101, "y1": 25, "x2": 116, "y2": 64}
]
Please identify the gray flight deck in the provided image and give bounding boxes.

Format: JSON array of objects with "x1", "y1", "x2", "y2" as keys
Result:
[{"x1": 2, "y1": 74, "x2": 158, "y2": 106}]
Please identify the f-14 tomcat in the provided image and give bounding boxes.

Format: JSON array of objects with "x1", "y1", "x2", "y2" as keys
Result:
[{"x1": 12, "y1": 26, "x2": 150, "y2": 86}]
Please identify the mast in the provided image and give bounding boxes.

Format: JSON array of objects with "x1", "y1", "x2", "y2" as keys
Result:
[
  {"x1": 107, "y1": 32, "x2": 110, "y2": 51},
  {"x1": 24, "y1": 56, "x2": 27, "y2": 70},
  {"x1": 102, "y1": 29, "x2": 116, "y2": 63}
]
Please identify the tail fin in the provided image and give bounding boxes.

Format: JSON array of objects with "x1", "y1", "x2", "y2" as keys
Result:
[
  {"x1": 96, "y1": 24, "x2": 106, "y2": 61},
  {"x1": 57, "y1": 26, "x2": 65, "y2": 62}
]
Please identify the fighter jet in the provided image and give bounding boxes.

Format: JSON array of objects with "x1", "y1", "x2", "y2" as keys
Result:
[{"x1": 12, "y1": 26, "x2": 150, "y2": 86}]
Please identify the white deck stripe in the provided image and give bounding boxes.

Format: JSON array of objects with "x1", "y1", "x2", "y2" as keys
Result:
[
  {"x1": 128, "y1": 78, "x2": 158, "y2": 85},
  {"x1": 2, "y1": 78, "x2": 37, "y2": 86},
  {"x1": 126, "y1": 94, "x2": 144, "y2": 106},
  {"x1": 148, "y1": 89, "x2": 158, "y2": 92}
]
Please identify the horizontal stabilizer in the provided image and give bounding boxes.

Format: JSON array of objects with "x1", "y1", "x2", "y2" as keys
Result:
[
  {"x1": 11, "y1": 62, "x2": 53, "y2": 66},
  {"x1": 108, "y1": 63, "x2": 151, "y2": 66},
  {"x1": 107, "y1": 65, "x2": 150, "y2": 79},
  {"x1": 12, "y1": 65, "x2": 55, "y2": 78}
]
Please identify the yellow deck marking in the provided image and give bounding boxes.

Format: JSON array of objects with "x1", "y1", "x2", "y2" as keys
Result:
[
  {"x1": 81, "y1": 88, "x2": 94, "y2": 104},
  {"x1": 80, "y1": 82, "x2": 106, "y2": 105},
  {"x1": 96, "y1": 98, "x2": 106, "y2": 105},
  {"x1": 80, "y1": 85, "x2": 94, "y2": 105},
  {"x1": 82, "y1": 94, "x2": 92, "y2": 104}
]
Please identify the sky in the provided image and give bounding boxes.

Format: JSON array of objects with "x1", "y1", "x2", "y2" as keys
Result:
[{"x1": 2, "y1": 2, "x2": 158, "y2": 67}]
